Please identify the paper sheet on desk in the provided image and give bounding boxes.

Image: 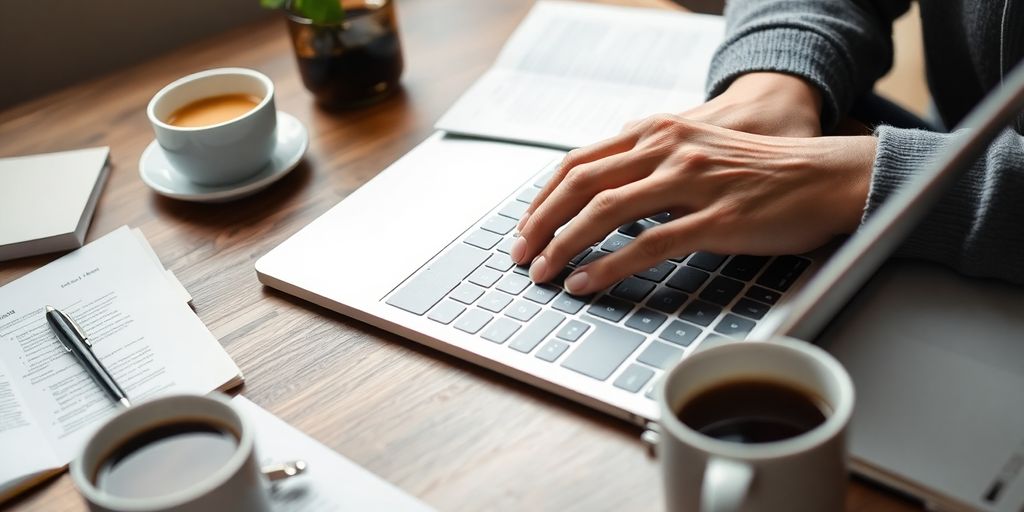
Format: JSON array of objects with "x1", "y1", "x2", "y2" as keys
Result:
[
  {"x1": 233, "y1": 397, "x2": 434, "y2": 511},
  {"x1": 436, "y1": 1, "x2": 725, "y2": 149}
]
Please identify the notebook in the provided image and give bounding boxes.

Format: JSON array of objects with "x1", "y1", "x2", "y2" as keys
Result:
[
  {"x1": 0, "y1": 147, "x2": 111, "y2": 262},
  {"x1": 0, "y1": 226, "x2": 243, "y2": 501}
]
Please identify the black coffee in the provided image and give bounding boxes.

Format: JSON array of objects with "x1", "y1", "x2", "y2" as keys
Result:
[
  {"x1": 93, "y1": 421, "x2": 239, "y2": 499},
  {"x1": 676, "y1": 379, "x2": 829, "y2": 444}
]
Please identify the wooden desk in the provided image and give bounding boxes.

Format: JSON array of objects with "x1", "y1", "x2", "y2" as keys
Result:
[{"x1": 0, "y1": 1, "x2": 920, "y2": 510}]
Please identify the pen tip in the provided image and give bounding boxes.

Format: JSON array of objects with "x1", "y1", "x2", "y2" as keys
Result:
[
  {"x1": 119, "y1": 398, "x2": 132, "y2": 409},
  {"x1": 45, "y1": 305, "x2": 54, "y2": 313}
]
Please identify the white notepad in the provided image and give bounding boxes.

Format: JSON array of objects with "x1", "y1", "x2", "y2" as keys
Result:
[
  {"x1": 435, "y1": 1, "x2": 725, "y2": 149},
  {"x1": 0, "y1": 147, "x2": 111, "y2": 262},
  {"x1": 0, "y1": 226, "x2": 242, "y2": 501}
]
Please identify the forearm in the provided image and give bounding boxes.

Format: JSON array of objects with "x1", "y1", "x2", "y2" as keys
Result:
[
  {"x1": 707, "y1": 0, "x2": 910, "y2": 131},
  {"x1": 867, "y1": 127, "x2": 1024, "y2": 284}
]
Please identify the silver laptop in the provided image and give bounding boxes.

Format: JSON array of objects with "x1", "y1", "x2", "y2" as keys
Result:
[{"x1": 257, "y1": 65, "x2": 1024, "y2": 511}]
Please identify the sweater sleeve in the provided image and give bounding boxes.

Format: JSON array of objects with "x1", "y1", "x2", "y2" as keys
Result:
[
  {"x1": 867, "y1": 126, "x2": 1024, "y2": 284},
  {"x1": 706, "y1": 0, "x2": 911, "y2": 131}
]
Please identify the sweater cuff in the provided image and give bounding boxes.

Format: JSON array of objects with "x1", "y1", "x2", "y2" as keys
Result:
[
  {"x1": 706, "y1": 28, "x2": 851, "y2": 132},
  {"x1": 864, "y1": 126, "x2": 977, "y2": 265}
]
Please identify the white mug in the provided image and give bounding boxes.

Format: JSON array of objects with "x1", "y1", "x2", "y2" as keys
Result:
[
  {"x1": 147, "y1": 68, "x2": 277, "y2": 186},
  {"x1": 71, "y1": 393, "x2": 300, "y2": 512},
  {"x1": 644, "y1": 337, "x2": 855, "y2": 512}
]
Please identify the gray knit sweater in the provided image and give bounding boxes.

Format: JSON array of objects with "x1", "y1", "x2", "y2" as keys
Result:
[{"x1": 706, "y1": 0, "x2": 1024, "y2": 284}]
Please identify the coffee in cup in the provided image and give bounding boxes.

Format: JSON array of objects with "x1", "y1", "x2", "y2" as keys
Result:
[{"x1": 147, "y1": 68, "x2": 278, "y2": 186}]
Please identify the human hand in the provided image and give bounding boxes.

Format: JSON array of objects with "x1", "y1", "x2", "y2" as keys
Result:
[
  {"x1": 680, "y1": 72, "x2": 823, "y2": 137},
  {"x1": 510, "y1": 115, "x2": 875, "y2": 296}
]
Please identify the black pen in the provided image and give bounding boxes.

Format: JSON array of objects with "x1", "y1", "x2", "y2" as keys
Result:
[{"x1": 45, "y1": 306, "x2": 131, "y2": 409}]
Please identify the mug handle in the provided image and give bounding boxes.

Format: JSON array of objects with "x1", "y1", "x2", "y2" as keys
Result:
[{"x1": 701, "y1": 457, "x2": 754, "y2": 512}]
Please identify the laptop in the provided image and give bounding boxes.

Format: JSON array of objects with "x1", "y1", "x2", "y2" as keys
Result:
[{"x1": 257, "y1": 65, "x2": 1024, "y2": 511}]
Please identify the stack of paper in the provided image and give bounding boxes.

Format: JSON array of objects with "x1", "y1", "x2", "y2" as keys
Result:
[
  {"x1": 436, "y1": 1, "x2": 726, "y2": 149},
  {"x1": 0, "y1": 226, "x2": 243, "y2": 500}
]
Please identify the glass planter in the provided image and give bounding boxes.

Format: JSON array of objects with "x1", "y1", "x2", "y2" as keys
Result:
[{"x1": 286, "y1": 0, "x2": 404, "y2": 109}]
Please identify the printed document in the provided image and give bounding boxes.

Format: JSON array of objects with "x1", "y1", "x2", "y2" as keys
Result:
[{"x1": 436, "y1": 1, "x2": 725, "y2": 149}]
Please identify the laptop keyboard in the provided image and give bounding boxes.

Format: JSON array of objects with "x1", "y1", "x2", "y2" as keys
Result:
[{"x1": 386, "y1": 169, "x2": 811, "y2": 399}]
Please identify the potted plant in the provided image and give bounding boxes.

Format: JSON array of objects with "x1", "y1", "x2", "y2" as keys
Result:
[{"x1": 262, "y1": 0, "x2": 404, "y2": 109}]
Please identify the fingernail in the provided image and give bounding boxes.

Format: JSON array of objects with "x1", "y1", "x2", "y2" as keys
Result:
[
  {"x1": 510, "y1": 236, "x2": 528, "y2": 264},
  {"x1": 529, "y1": 256, "x2": 548, "y2": 282},
  {"x1": 516, "y1": 211, "x2": 531, "y2": 232},
  {"x1": 564, "y1": 271, "x2": 590, "y2": 295}
]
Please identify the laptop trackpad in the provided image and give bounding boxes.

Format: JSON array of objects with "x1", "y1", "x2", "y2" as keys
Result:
[{"x1": 816, "y1": 260, "x2": 1024, "y2": 509}]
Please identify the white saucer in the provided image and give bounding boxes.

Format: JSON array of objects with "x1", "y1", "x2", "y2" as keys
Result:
[{"x1": 139, "y1": 111, "x2": 309, "y2": 203}]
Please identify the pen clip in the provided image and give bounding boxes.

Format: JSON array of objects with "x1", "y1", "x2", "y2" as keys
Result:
[{"x1": 66, "y1": 314, "x2": 91, "y2": 347}]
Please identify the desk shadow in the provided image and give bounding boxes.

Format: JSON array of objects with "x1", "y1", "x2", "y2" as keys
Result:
[
  {"x1": 152, "y1": 161, "x2": 312, "y2": 228},
  {"x1": 258, "y1": 285, "x2": 645, "y2": 440}
]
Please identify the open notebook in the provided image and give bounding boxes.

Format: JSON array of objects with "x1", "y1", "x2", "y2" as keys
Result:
[
  {"x1": 436, "y1": 1, "x2": 725, "y2": 149},
  {"x1": 0, "y1": 226, "x2": 242, "y2": 501}
]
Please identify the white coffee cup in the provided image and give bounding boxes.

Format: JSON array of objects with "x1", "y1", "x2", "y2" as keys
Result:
[
  {"x1": 644, "y1": 337, "x2": 855, "y2": 512},
  {"x1": 147, "y1": 68, "x2": 277, "y2": 186},
  {"x1": 71, "y1": 393, "x2": 300, "y2": 512}
]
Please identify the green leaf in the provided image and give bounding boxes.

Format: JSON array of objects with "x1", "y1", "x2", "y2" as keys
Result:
[
  {"x1": 260, "y1": 0, "x2": 286, "y2": 8},
  {"x1": 294, "y1": 0, "x2": 345, "y2": 24}
]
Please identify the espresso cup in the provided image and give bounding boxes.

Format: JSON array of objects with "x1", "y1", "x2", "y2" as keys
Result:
[
  {"x1": 147, "y1": 68, "x2": 277, "y2": 186},
  {"x1": 71, "y1": 393, "x2": 294, "y2": 512},
  {"x1": 644, "y1": 337, "x2": 855, "y2": 512}
]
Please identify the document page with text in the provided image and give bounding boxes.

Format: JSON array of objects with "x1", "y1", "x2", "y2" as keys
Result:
[{"x1": 436, "y1": 1, "x2": 725, "y2": 149}]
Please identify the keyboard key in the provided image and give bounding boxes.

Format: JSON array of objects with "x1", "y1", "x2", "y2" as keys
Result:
[
  {"x1": 570, "y1": 248, "x2": 592, "y2": 266},
  {"x1": 624, "y1": 308, "x2": 668, "y2": 334},
  {"x1": 506, "y1": 300, "x2": 541, "y2": 321},
  {"x1": 517, "y1": 187, "x2": 540, "y2": 203},
  {"x1": 704, "y1": 333, "x2": 732, "y2": 344},
  {"x1": 552, "y1": 267, "x2": 574, "y2": 287},
  {"x1": 618, "y1": 219, "x2": 657, "y2": 237},
  {"x1": 496, "y1": 273, "x2": 532, "y2": 295},
  {"x1": 481, "y1": 317, "x2": 521, "y2": 344},
  {"x1": 648, "y1": 212, "x2": 673, "y2": 223},
  {"x1": 578, "y1": 250, "x2": 609, "y2": 267},
  {"x1": 449, "y1": 283, "x2": 484, "y2": 304},
  {"x1": 478, "y1": 291, "x2": 513, "y2": 313},
  {"x1": 714, "y1": 314, "x2": 756, "y2": 339},
  {"x1": 536, "y1": 340, "x2": 570, "y2": 362},
  {"x1": 687, "y1": 252, "x2": 727, "y2": 272},
  {"x1": 387, "y1": 244, "x2": 489, "y2": 315},
  {"x1": 746, "y1": 285, "x2": 781, "y2": 305},
  {"x1": 481, "y1": 215, "x2": 517, "y2": 235},
  {"x1": 428, "y1": 300, "x2": 465, "y2": 324},
  {"x1": 534, "y1": 170, "x2": 554, "y2": 188},
  {"x1": 464, "y1": 229, "x2": 502, "y2": 250},
  {"x1": 468, "y1": 266, "x2": 503, "y2": 288},
  {"x1": 699, "y1": 275, "x2": 745, "y2": 306},
  {"x1": 634, "y1": 261, "x2": 676, "y2": 283},
  {"x1": 680, "y1": 300, "x2": 722, "y2": 327},
  {"x1": 556, "y1": 320, "x2": 591, "y2": 342},
  {"x1": 600, "y1": 233, "x2": 633, "y2": 252},
  {"x1": 498, "y1": 201, "x2": 529, "y2": 220},
  {"x1": 453, "y1": 309, "x2": 492, "y2": 334},
  {"x1": 551, "y1": 292, "x2": 587, "y2": 314},
  {"x1": 647, "y1": 289, "x2": 688, "y2": 314},
  {"x1": 610, "y1": 277, "x2": 656, "y2": 303},
  {"x1": 659, "y1": 320, "x2": 701, "y2": 347},
  {"x1": 637, "y1": 341, "x2": 684, "y2": 369},
  {"x1": 613, "y1": 364, "x2": 655, "y2": 393},
  {"x1": 561, "y1": 319, "x2": 645, "y2": 380},
  {"x1": 484, "y1": 253, "x2": 515, "y2": 272},
  {"x1": 721, "y1": 255, "x2": 770, "y2": 281},
  {"x1": 510, "y1": 311, "x2": 566, "y2": 353},
  {"x1": 512, "y1": 264, "x2": 530, "y2": 276},
  {"x1": 757, "y1": 256, "x2": 811, "y2": 291},
  {"x1": 666, "y1": 267, "x2": 709, "y2": 293},
  {"x1": 732, "y1": 298, "x2": 770, "y2": 320},
  {"x1": 496, "y1": 237, "x2": 515, "y2": 254},
  {"x1": 523, "y1": 284, "x2": 559, "y2": 304},
  {"x1": 587, "y1": 295, "x2": 634, "y2": 322}
]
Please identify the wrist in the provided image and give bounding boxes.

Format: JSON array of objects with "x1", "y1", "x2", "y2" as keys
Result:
[
  {"x1": 723, "y1": 72, "x2": 823, "y2": 125},
  {"x1": 815, "y1": 135, "x2": 876, "y2": 234}
]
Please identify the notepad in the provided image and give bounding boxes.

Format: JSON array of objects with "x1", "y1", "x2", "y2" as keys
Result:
[
  {"x1": 435, "y1": 1, "x2": 725, "y2": 149},
  {"x1": 0, "y1": 147, "x2": 112, "y2": 262},
  {"x1": 0, "y1": 226, "x2": 242, "y2": 501}
]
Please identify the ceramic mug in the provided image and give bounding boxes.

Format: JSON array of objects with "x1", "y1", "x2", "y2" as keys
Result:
[
  {"x1": 70, "y1": 393, "x2": 301, "y2": 512},
  {"x1": 644, "y1": 337, "x2": 855, "y2": 512},
  {"x1": 147, "y1": 68, "x2": 277, "y2": 186}
]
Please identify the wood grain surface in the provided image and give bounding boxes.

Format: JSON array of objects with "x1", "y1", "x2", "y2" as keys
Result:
[{"x1": 0, "y1": 0, "x2": 921, "y2": 510}]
